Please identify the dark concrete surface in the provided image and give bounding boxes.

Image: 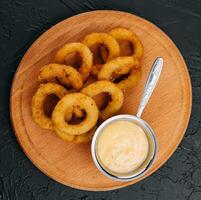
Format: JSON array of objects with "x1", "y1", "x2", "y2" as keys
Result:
[{"x1": 0, "y1": 0, "x2": 201, "y2": 199}]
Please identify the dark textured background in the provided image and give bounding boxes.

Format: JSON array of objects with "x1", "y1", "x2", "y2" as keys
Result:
[{"x1": 0, "y1": 0, "x2": 201, "y2": 199}]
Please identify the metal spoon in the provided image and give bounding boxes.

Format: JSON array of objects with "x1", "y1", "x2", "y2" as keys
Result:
[{"x1": 91, "y1": 57, "x2": 163, "y2": 181}]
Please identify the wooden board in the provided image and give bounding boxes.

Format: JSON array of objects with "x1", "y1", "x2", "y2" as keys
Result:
[{"x1": 10, "y1": 11, "x2": 192, "y2": 191}]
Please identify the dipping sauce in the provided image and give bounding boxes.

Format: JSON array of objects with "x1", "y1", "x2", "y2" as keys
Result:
[{"x1": 97, "y1": 121, "x2": 149, "y2": 174}]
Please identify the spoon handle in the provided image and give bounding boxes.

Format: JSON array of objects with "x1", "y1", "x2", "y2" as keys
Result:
[{"x1": 136, "y1": 57, "x2": 163, "y2": 118}]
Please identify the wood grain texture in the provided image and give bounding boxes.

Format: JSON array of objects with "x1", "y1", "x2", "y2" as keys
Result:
[{"x1": 10, "y1": 11, "x2": 192, "y2": 191}]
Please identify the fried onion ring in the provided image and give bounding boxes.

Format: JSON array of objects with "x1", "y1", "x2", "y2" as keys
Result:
[
  {"x1": 98, "y1": 57, "x2": 141, "y2": 90},
  {"x1": 54, "y1": 43, "x2": 93, "y2": 82},
  {"x1": 83, "y1": 33, "x2": 120, "y2": 61},
  {"x1": 57, "y1": 106, "x2": 94, "y2": 143},
  {"x1": 52, "y1": 93, "x2": 98, "y2": 135},
  {"x1": 101, "y1": 27, "x2": 144, "y2": 62},
  {"x1": 32, "y1": 83, "x2": 68, "y2": 129},
  {"x1": 38, "y1": 64, "x2": 83, "y2": 90},
  {"x1": 117, "y1": 68, "x2": 141, "y2": 90},
  {"x1": 81, "y1": 81, "x2": 124, "y2": 120},
  {"x1": 54, "y1": 125, "x2": 96, "y2": 143},
  {"x1": 83, "y1": 33, "x2": 120, "y2": 77}
]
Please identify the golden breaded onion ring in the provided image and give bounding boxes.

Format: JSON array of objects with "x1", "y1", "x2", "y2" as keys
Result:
[
  {"x1": 81, "y1": 81, "x2": 124, "y2": 120},
  {"x1": 38, "y1": 64, "x2": 83, "y2": 90},
  {"x1": 32, "y1": 83, "x2": 68, "y2": 129},
  {"x1": 83, "y1": 33, "x2": 120, "y2": 61},
  {"x1": 54, "y1": 125, "x2": 96, "y2": 143},
  {"x1": 117, "y1": 68, "x2": 141, "y2": 90},
  {"x1": 98, "y1": 57, "x2": 141, "y2": 90},
  {"x1": 59, "y1": 107, "x2": 95, "y2": 143},
  {"x1": 83, "y1": 33, "x2": 120, "y2": 77},
  {"x1": 52, "y1": 93, "x2": 98, "y2": 135},
  {"x1": 101, "y1": 27, "x2": 144, "y2": 61},
  {"x1": 54, "y1": 43, "x2": 93, "y2": 82},
  {"x1": 55, "y1": 108, "x2": 95, "y2": 143},
  {"x1": 73, "y1": 127, "x2": 95, "y2": 143}
]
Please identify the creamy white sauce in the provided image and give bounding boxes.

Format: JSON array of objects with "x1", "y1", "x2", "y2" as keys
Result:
[{"x1": 97, "y1": 121, "x2": 149, "y2": 174}]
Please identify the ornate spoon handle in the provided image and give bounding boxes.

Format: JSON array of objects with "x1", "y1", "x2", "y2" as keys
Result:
[{"x1": 136, "y1": 57, "x2": 163, "y2": 118}]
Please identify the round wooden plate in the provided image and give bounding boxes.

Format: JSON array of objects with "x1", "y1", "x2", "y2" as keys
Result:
[{"x1": 10, "y1": 11, "x2": 192, "y2": 191}]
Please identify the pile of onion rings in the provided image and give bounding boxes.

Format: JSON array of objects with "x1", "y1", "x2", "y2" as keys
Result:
[{"x1": 31, "y1": 27, "x2": 143, "y2": 143}]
